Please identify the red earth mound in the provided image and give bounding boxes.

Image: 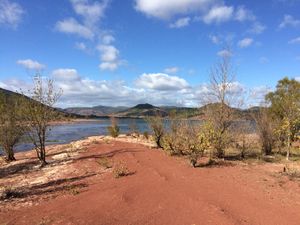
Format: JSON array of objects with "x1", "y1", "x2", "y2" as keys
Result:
[{"x1": 1, "y1": 140, "x2": 300, "y2": 225}]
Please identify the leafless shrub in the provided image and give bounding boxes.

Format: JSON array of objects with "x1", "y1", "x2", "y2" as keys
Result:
[
  {"x1": 21, "y1": 74, "x2": 62, "y2": 166},
  {"x1": 252, "y1": 107, "x2": 275, "y2": 155},
  {"x1": 203, "y1": 47, "x2": 241, "y2": 158},
  {"x1": 146, "y1": 115, "x2": 165, "y2": 148},
  {"x1": 107, "y1": 117, "x2": 120, "y2": 138}
]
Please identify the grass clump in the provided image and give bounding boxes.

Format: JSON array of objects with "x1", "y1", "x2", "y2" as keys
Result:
[
  {"x1": 113, "y1": 162, "x2": 131, "y2": 178},
  {"x1": 283, "y1": 165, "x2": 300, "y2": 180}
]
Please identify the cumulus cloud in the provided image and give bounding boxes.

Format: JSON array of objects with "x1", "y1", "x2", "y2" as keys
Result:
[
  {"x1": 202, "y1": 5, "x2": 234, "y2": 24},
  {"x1": 249, "y1": 86, "x2": 272, "y2": 106},
  {"x1": 288, "y1": 37, "x2": 300, "y2": 44},
  {"x1": 135, "y1": 0, "x2": 260, "y2": 30},
  {"x1": 70, "y1": 0, "x2": 109, "y2": 25},
  {"x1": 164, "y1": 67, "x2": 179, "y2": 74},
  {"x1": 97, "y1": 44, "x2": 121, "y2": 71},
  {"x1": 0, "y1": 0, "x2": 24, "y2": 28},
  {"x1": 55, "y1": 18, "x2": 94, "y2": 39},
  {"x1": 169, "y1": 17, "x2": 191, "y2": 28},
  {"x1": 217, "y1": 49, "x2": 232, "y2": 57},
  {"x1": 235, "y1": 5, "x2": 255, "y2": 22},
  {"x1": 279, "y1": 15, "x2": 300, "y2": 29},
  {"x1": 52, "y1": 68, "x2": 81, "y2": 81},
  {"x1": 17, "y1": 59, "x2": 45, "y2": 70},
  {"x1": 134, "y1": 0, "x2": 218, "y2": 19},
  {"x1": 135, "y1": 73, "x2": 189, "y2": 91},
  {"x1": 0, "y1": 69, "x2": 270, "y2": 108},
  {"x1": 55, "y1": 0, "x2": 122, "y2": 71},
  {"x1": 102, "y1": 34, "x2": 115, "y2": 44},
  {"x1": 238, "y1": 38, "x2": 253, "y2": 48}
]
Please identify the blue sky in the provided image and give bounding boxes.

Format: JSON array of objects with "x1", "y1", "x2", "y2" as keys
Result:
[{"x1": 0, "y1": 0, "x2": 299, "y2": 107}]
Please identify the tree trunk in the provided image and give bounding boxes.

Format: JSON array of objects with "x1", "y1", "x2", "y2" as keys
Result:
[
  {"x1": 286, "y1": 135, "x2": 290, "y2": 161},
  {"x1": 5, "y1": 148, "x2": 16, "y2": 162}
]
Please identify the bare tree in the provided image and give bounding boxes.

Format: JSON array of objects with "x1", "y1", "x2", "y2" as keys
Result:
[
  {"x1": 0, "y1": 93, "x2": 25, "y2": 162},
  {"x1": 22, "y1": 74, "x2": 61, "y2": 166},
  {"x1": 252, "y1": 107, "x2": 275, "y2": 155},
  {"x1": 204, "y1": 48, "x2": 240, "y2": 158}
]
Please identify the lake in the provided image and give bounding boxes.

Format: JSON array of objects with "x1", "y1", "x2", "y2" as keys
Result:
[
  {"x1": 13, "y1": 118, "x2": 149, "y2": 152},
  {"x1": 2, "y1": 118, "x2": 255, "y2": 153}
]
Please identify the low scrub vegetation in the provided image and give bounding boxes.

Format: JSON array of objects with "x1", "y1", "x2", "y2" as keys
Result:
[
  {"x1": 142, "y1": 51, "x2": 300, "y2": 167},
  {"x1": 113, "y1": 162, "x2": 131, "y2": 178},
  {"x1": 107, "y1": 117, "x2": 120, "y2": 138}
]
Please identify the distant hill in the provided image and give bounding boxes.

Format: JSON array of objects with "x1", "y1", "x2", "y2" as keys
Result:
[
  {"x1": 0, "y1": 87, "x2": 85, "y2": 119},
  {"x1": 64, "y1": 105, "x2": 128, "y2": 117},
  {"x1": 64, "y1": 102, "x2": 262, "y2": 119},
  {"x1": 113, "y1": 103, "x2": 168, "y2": 118}
]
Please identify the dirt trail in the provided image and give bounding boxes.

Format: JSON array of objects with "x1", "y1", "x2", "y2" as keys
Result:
[{"x1": 1, "y1": 140, "x2": 300, "y2": 225}]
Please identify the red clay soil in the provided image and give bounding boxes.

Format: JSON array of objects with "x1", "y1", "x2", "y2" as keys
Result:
[{"x1": 1, "y1": 141, "x2": 300, "y2": 225}]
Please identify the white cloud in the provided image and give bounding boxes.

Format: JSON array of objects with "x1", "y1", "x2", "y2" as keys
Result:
[
  {"x1": 203, "y1": 5, "x2": 234, "y2": 24},
  {"x1": 98, "y1": 45, "x2": 119, "y2": 62},
  {"x1": 135, "y1": 73, "x2": 189, "y2": 91},
  {"x1": 70, "y1": 0, "x2": 109, "y2": 25},
  {"x1": 288, "y1": 37, "x2": 300, "y2": 44},
  {"x1": 55, "y1": 0, "x2": 123, "y2": 71},
  {"x1": 164, "y1": 67, "x2": 179, "y2": 74},
  {"x1": 0, "y1": 69, "x2": 271, "y2": 108},
  {"x1": 134, "y1": 0, "x2": 219, "y2": 19},
  {"x1": 0, "y1": 0, "x2": 24, "y2": 28},
  {"x1": 97, "y1": 44, "x2": 121, "y2": 71},
  {"x1": 99, "y1": 62, "x2": 119, "y2": 71},
  {"x1": 217, "y1": 49, "x2": 232, "y2": 57},
  {"x1": 296, "y1": 77, "x2": 300, "y2": 82},
  {"x1": 248, "y1": 22, "x2": 266, "y2": 34},
  {"x1": 279, "y1": 14, "x2": 300, "y2": 29},
  {"x1": 238, "y1": 38, "x2": 253, "y2": 48},
  {"x1": 235, "y1": 6, "x2": 255, "y2": 22},
  {"x1": 52, "y1": 68, "x2": 81, "y2": 81},
  {"x1": 249, "y1": 86, "x2": 272, "y2": 106},
  {"x1": 170, "y1": 17, "x2": 191, "y2": 28},
  {"x1": 102, "y1": 34, "x2": 115, "y2": 44},
  {"x1": 209, "y1": 34, "x2": 221, "y2": 44},
  {"x1": 17, "y1": 59, "x2": 45, "y2": 70},
  {"x1": 55, "y1": 18, "x2": 94, "y2": 39}
]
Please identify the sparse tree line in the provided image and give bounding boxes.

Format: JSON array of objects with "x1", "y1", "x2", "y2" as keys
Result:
[
  {"x1": 0, "y1": 74, "x2": 61, "y2": 166},
  {"x1": 145, "y1": 54, "x2": 300, "y2": 166}
]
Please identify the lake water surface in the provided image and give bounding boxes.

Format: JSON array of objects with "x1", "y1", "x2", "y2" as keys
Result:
[
  {"x1": 8, "y1": 118, "x2": 255, "y2": 153},
  {"x1": 14, "y1": 118, "x2": 149, "y2": 152}
]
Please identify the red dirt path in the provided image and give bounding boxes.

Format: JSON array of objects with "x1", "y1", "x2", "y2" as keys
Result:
[{"x1": 1, "y1": 140, "x2": 300, "y2": 225}]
